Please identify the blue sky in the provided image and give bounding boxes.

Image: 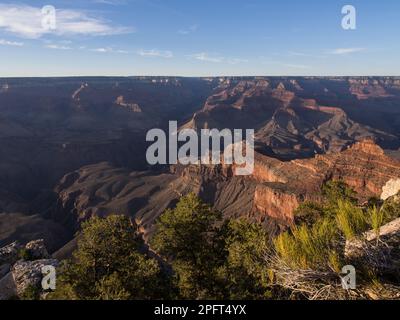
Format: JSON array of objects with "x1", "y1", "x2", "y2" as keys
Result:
[{"x1": 0, "y1": 0, "x2": 399, "y2": 76}]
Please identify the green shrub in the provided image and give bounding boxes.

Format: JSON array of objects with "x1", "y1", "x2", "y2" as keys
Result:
[
  {"x1": 219, "y1": 219, "x2": 271, "y2": 299},
  {"x1": 323, "y1": 180, "x2": 357, "y2": 206},
  {"x1": 49, "y1": 215, "x2": 169, "y2": 300},
  {"x1": 294, "y1": 201, "x2": 326, "y2": 227},
  {"x1": 151, "y1": 194, "x2": 272, "y2": 299},
  {"x1": 368, "y1": 206, "x2": 385, "y2": 238},
  {"x1": 18, "y1": 248, "x2": 33, "y2": 261},
  {"x1": 274, "y1": 218, "x2": 341, "y2": 270},
  {"x1": 21, "y1": 284, "x2": 41, "y2": 300},
  {"x1": 335, "y1": 199, "x2": 368, "y2": 239},
  {"x1": 380, "y1": 197, "x2": 400, "y2": 223}
]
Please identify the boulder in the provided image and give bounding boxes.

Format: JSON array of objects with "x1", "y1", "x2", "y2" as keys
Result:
[
  {"x1": 0, "y1": 241, "x2": 22, "y2": 265},
  {"x1": 381, "y1": 179, "x2": 400, "y2": 200},
  {"x1": 25, "y1": 239, "x2": 50, "y2": 260},
  {"x1": 364, "y1": 217, "x2": 400, "y2": 242},
  {"x1": 11, "y1": 259, "x2": 59, "y2": 297}
]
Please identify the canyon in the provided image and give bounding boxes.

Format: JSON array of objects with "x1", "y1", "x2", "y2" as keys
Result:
[{"x1": 1, "y1": 76, "x2": 400, "y2": 255}]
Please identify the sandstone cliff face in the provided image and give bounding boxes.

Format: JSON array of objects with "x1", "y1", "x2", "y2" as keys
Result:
[
  {"x1": 254, "y1": 183, "x2": 300, "y2": 224},
  {"x1": 247, "y1": 140, "x2": 400, "y2": 223}
]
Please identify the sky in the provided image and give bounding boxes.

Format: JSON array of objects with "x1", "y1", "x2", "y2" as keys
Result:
[{"x1": 0, "y1": 0, "x2": 399, "y2": 77}]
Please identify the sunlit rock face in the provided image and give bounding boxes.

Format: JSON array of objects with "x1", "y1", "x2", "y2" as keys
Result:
[
  {"x1": 381, "y1": 179, "x2": 400, "y2": 200},
  {"x1": 250, "y1": 140, "x2": 400, "y2": 222}
]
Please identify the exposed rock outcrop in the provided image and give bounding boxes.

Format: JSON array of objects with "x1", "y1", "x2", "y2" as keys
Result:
[
  {"x1": 0, "y1": 241, "x2": 21, "y2": 266},
  {"x1": 381, "y1": 179, "x2": 400, "y2": 200},
  {"x1": 25, "y1": 239, "x2": 50, "y2": 260},
  {"x1": 11, "y1": 259, "x2": 59, "y2": 297},
  {"x1": 115, "y1": 96, "x2": 142, "y2": 112},
  {"x1": 345, "y1": 218, "x2": 400, "y2": 276},
  {"x1": 0, "y1": 239, "x2": 58, "y2": 300},
  {"x1": 249, "y1": 140, "x2": 400, "y2": 222}
]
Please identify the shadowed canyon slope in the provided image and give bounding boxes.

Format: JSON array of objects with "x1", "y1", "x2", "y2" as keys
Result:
[
  {"x1": 1, "y1": 77, "x2": 400, "y2": 253},
  {"x1": 53, "y1": 140, "x2": 400, "y2": 241}
]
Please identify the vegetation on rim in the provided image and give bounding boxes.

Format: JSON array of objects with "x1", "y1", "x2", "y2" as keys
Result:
[{"x1": 49, "y1": 182, "x2": 400, "y2": 300}]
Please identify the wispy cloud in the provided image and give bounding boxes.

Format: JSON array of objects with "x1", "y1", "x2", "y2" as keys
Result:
[
  {"x1": 287, "y1": 51, "x2": 325, "y2": 59},
  {"x1": 0, "y1": 4, "x2": 133, "y2": 39},
  {"x1": 283, "y1": 63, "x2": 311, "y2": 69},
  {"x1": 227, "y1": 58, "x2": 249, "y2": 65},
  {"x1": 0, "y1": 39, "x2": 24, "y2": 46},
  {"x1": 328, "y1": 48, "x2": 366, "y2": 55},
  {"x1": 178, "y1": 24, "x2": 198, "y2": 35},
  {"x1": 45, "y1": 44, "x2": 72, "y2": 50},
  {"x1": 91, "y1": 47, "x2": 128, "y2": 53},
  {"x1": 137, "y1": 49, "x2": 173, "y2": 58},
  {"x1": 188, "y1": 52, "x2": 248, "y2": 64},
  {"x1": 189, "y1": 52, "x2": 223, "y2": 63},
  {"x1": 261, "y1": 59, "x2": 311, "y2": 70}
]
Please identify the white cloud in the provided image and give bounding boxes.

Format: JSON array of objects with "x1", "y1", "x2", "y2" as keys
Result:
[
  {"x1": 283, "y1": 63, "x2": 310, "y2": 69},
  {"x1": 92, "y1": 47, "x2": 112, "y2": 53},
  {"x1": 0, "y1": 4, "x2": 133, "y2": 39},
  {"x1": 328, "y1": 48, "x2": 366, "y2": 55},
  {"x1": 0, "y1": 39, "x2": 23, "y2": 46},
  {"x1": 91, "y1": 47, "x2": 128, "y2": 53},
  {"x1": 45, "y1": 44, "x2": 71, "y2": 50},
  {"x1": 189, "y1": 52, "x2": 248, "y2": 64},
  {"x1": 227, "y1": 58, "x2": 249, "y2": 65},
  {"x1": 137, "y1": 49, "x2": 173, "y2": 58},
  {"x1": 178, "y1": 24, "x2": 198, "y2": 35},
  {"x1": 287, "y1": 51, "x2": 324, "y2": 59},
  {"x1": 189, "y1": 52, "x2": 223, "y2": 63}
]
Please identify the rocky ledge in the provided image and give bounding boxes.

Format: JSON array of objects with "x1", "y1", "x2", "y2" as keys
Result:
[{"x1": 0, "y1": 239, "x2": 58, "y2": 300}]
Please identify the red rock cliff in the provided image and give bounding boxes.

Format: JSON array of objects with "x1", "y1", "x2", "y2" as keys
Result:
[{"x1": 246, "y1": 140, "x2": 400, "y2": 223}]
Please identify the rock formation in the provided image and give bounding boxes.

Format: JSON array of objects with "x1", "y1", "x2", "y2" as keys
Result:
[
  {"x1": 250, "y1": 140, "x2": 400, "y2": 223},
  {"x1": 381, "y1": 179, "x2": 400, "y2": 200},
  {"x1": 12, "y1": 259, "x2": 58, "y2": 297},
  {"x1": 2, "y1": 76, "x2": 400, "y2": 259},
  {"x1": 185, "y1": 77, "x2": 400, "y2": 159},
  {"x1": 115, "y1": 96, "x2": 142, "y2": 112},
  {"x1": 345, "y1": 216, "x2": 400, "y2": 280},
  {"x1": 0, "y1": 239, "x2": 57, "y2": 300}
]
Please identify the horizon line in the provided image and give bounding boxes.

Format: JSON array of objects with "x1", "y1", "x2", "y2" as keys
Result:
[{"x1": 1, "y1": 75, "x2": 400, "y2": 79}]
